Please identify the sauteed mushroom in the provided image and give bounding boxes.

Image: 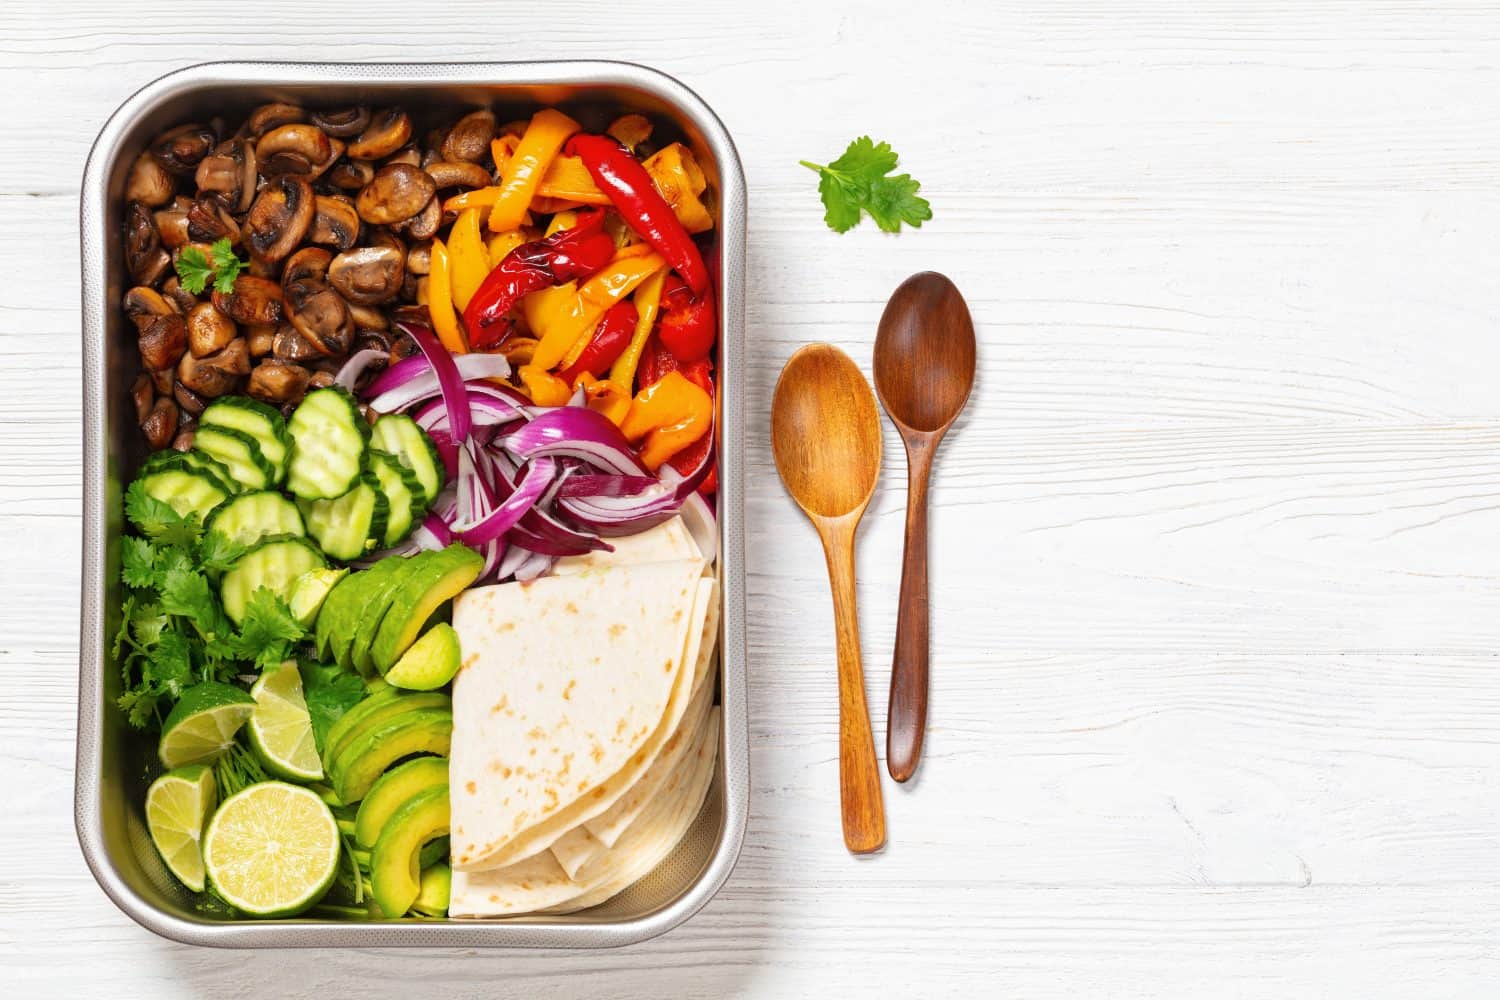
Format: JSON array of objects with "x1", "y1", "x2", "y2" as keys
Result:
[
  {"x1": 141, "y1": 397, "x2": 179, "y2": 450},
  {"x1": 186, "y1": 301, "x2": 237, "y2": 357},
  {"x1": 284, "y1": 278, "x2": 353, "y2": 355},
  {"x1": 124, "y1": 202, "x2": 170, "y2": 286},
  {"x1": 327, "y1": 160, "x2": 375, "y2": 191},
  {"x1": 126, "y1": 151, "x2": 175, "y2": 207},
  {"x1": 310, "y1": 195, "x2": 360, "y2": 250},
  {"x1": 185, "y1": 198, "x2": 241, "y2": 246},
  {"x1": 138, "y1": 313, "x2": 187, "y2": 371},
  {"x1": 396, "y1": 194, "x2": 442, "y2": 240},
  {"x1": 244, "y1": 102, "x2": 306, "y2": 138},
  {"x1": 195, "y1": 139, "x2": 257, "y2": 214},
  {"x1": 174, "y1": 381, "x2": 207, "y2": 417},
  {"x1": 178, "y1": 337, "x2": 250, "y2": 397},
  {"x1": 130, "y1": 374, "x2": 155, "y2": 424},
  {"x1": 246, "y1": 324, "x2": 277, "y2": 358},
  {"x1": 405, "y1": 241, "x2": 432, "y2": 275},
  {"x1": 273, "y1": 324, "x2": 324, "y2": 362},
  {"x1": 356, "y1": 163, "x2": 435, "y2": 225},
  {"x1": 214, "y1": 275, "x2": 284, "y2": 326},
  {"x1": 151, "y1": 123, "x2": 217, "y2": 177},
  {"x1": 283, "y1": 246, "x2": 333, "y2": 286},
  {"x1": 346, "y1": 302, "x2": 389, "y2": 331},
  {"x1": 153, "y1": 198, "x2": 192, "y2": 249},
  {"x1": 347, "y1": 107, "x2": 412, "y2": 160},
  {"x1": 311, "y1": 106, "x2": 372, "y2": 138},
  {"x1": 441, "y1": 110, "x2": 496, "y2": 163},
  {"x1": 425, "y1": 160, "x2": 492, "y2": 190},
  {"x1": 248, "y1": 359, "x2": 312, "y2": 405},
  {"x1": 244, "y1": 175, "x2": 315, "y2": 263},
  {"x1": 123, "y1": 286, "x2": 178, "y2": 331},
  {"x1": 256, "y1": 123, "x2": 333, "y2": 176},
  {"x1": 328, "y1": 244, "x2": 404, "y2": 305},
  {"x1": 161, "y1": 277, "x2": 199, "y2": 315}
]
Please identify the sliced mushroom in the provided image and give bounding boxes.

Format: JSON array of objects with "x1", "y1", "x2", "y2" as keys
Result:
[
  {"x1": 123, "y1": 286, "x2": 178, "y2": 332},
  {"x1": 186, "y1": 301, "x2": 237, "y2": 357},
  {"x1": 442, "y1": 109, "x2": 496, "y2": 163},
  {"x1": 347, "y1": 107, "x2": 413, "y2": 160},
  {"x1": 348, "y1": 305, "x2": 390, "y2": 332},
  {"x1": 126, "y1": 151, "x2": 176, "y2": 207},
  {"x1": 178, "y1": 337, "x2": 250, "y2": 398},
  {"x1": 161, "y1": 276, "x2": 199, "y2": 314},
  {"x1": 310, "y1": 106, "x2": 372, "y2": 138},
  {"x1": 327, "y1": 160, "x2": 374, "y2": 191},
  {"x1": 273, "y1": 324, "x2": 324, "y2": 362},
  {"x1": 245, "y1": 102, "x2": 306, "y2": 138},
  {"x1": 405, "y1": 240, "x2": 432, "y2": 275},
  {"x1": 256, "y1": 123, "x2": 333, "y2": 176},
  {"x1": 309, "y1": 194, "x2": 360, "y2": 250},
  {"x1": 173, "y1": 380, "x2": 207, "y2": 417},
  {"x1": 244, "y1": 174, "x2": 315, "y2": 263},
  {"x1": 395, "y1": 194, "x2": 441, "y2": 240},
  {"x1": 185, "y1": 198, "x2": 241, "y2": 246},
  {"x1": 425, "y1": 160, "x2": 492, "y2": 190},
  {"x1": 153, "y1": 198, "x2": 192, "y2": 249},
  {"x1": 131, "y1": 373, "x2": 155, "y2": 424},
  {"x1": 246, "y1": 324, "x2": 277, "y2": 357},
  {"x1": 172, "y1": 426, "x2": 197, "y2": 452},
  {"x1": 141, "y1": 396, "x2": 179, "y2": 450},
  {"x1": 194, "y1": 138, "x2": 257, "y2": 214},
  {"x1": 353, "y1": 329, "x2": 394, "y2": 354},
  {"x1": 328, "y1": 244, "x2": 404, "y2": 305},
  {"x1": 355, "y1": 163, "x2": 435, "y2": 225},
  {"x1": 310, "y1": 137, "x2": 345, "y2": 181},
  {"x1": 138, "y1": 313, "x2": 188, "y2": 371},
  {"x1": 284, "y1": 278, "x2": 353, "y2": 356},
  {"x1": 150, "y1": 369, "x2": 174, "y2": 395},
  {"x1": 151, "y1": 123, "x2": 217, "y2": 177},
  {"x1": 308, "y1": 370, "x2": 337, "y2": 391},
  {"x1": 248, "y1": 359, "x2": 312, "y2": 405},
  {"x1": 383, "y1": 145, "x2": 422, "y2": 168},
  {"x1": 283, "y1": 246, "x2": 333, "y2": 287},
  {"x1": 124, "y1": 201, "x2": 170, "y2": 286},
  {"x1": 213, "y1": 275, "x2": 284, "y2": 326}
]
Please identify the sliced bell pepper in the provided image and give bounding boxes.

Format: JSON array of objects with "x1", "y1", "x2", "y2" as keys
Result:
[
  {"x1": 426, "y1": 238, "x2": 467, "y2": 354},
  {"x1": 531, "y1": 247, "x2": 665, "y2": 371},
  {"x1": 655, "y1": 273, "x2": 716, "y2": 363},
  {"x1": 606, "y1": 113, "x2": 653, "y2": 151},
  {"x1": 610, "y1": 268, "x2": 667, "y2": 391},
  {"x1": 447, "y1": 208, "x2": 490, "y2": 312},
  {"x1": 536, "y1": 155, "x2": 610, "y2": 205},
  {"x1": 487, "y1": 228, "x2": 526, "y2": 268},
  {"x1": 558, "y1": 300, "x2": 638, "y2": 383},
  {"x1": 501, "y1": 335, "x2": 538, "y2": 367},
  {"x1": 489, "y1": 109, "x2": 579, "y2": 233},
  {"x1": 638, "y1": 336, "x2": 717, "y2": 492},
  {"x1": 574, "y1": 372, "x2": 633, "y2": 426},
  {"x1": 517, "y1": 364, "x2": 571, "y2": 406},
  {"x1": 544, "y1": 210, "x2": 579, "y2": 237},
  {"x1": 620, "y1": 370, "x2": 713, "y2": 471},
  {"x1": 643, "y1": 143, "x2": 714, "y2": 235},
  {"x1": 667, "y1": 420, "x2": 717, "y2": 495},
  {"x1": 565, "y1": 133, "x2": 710, "y2": 296}
]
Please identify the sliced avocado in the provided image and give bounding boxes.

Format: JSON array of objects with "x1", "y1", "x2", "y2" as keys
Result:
[
  {"x1": 372, "y1": 545, "x2": 484, "y2": 676},
  {"x1": 330, "y1": 708, "x2": 454, "y2": 804},
  {"x1": 371, "y1": 784, "x2": 450, "y2": 919},
  {"x1": 385, "y1": 623, "x2": 462, "y2": 692},
  {"x1": 322, "y1": 689, "x2": 448, "y2": 769},
  {"x1": 418, "y1": 836, "x2": 450, "y2": 870},
  {"x1": 332, "y1": 560, "x2": 407, "y2": 673},
  {"x1": 354, "y1": 756, "x2": 450, "y2": 849},
  {"x1": 289, "y1": 567, "x2": 348, "y2": 628},
  {"x1": 314, "y1": 571, "x2": 366, "y2": 662},
  {"x1": 412, "y1": 861, "x2": 451, "y2": 917},
  {"x1": 349, "y1": 556, "x2": 420, "y2": 677}
]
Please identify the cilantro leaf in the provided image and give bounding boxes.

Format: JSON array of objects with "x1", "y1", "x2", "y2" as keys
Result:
[
  {"x1": 173, "y1": 237, "x2": 245, "y2": 295},
  {"x1": 196, "y1": 530, "x2": 248, "y2": 576},
  {"x1": 125, "y1": 479, "x2": 202, "y2": 550},
  {"x1": 157, "y1": 562, "x2": 232, "y2": 642},
  {"x1": 801, "y1": 137, "x2": 932, "y2": 234},
  {"x1": 174, "y1": 245, "x2": 214, "y2": 295},
  {"x1": 121, "y1": 536, "x2": 159, "y2": 589},
  {"x1": 300, "y1": 660, "x2": 368, "y2": 757},
  {"x1": 228, "y1": 588, "x2": 305, "y2": 671}
]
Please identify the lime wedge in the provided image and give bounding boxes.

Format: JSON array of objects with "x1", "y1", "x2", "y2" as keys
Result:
[
  {"x1": 247, "y1": 662, "x2": 324, "y2": 783},
  {"x1": 384, "y1": 623, "x2": 462, "y2": 691},
  {"x1": 144, "y1": 765, "x2": 217, "y2": 892},
  {"x1": 203, "y1": 781, "x2": 341, "y2": 916},
  {"x1": 158, "y1": 682, "x2": 256, "y2": 769}
]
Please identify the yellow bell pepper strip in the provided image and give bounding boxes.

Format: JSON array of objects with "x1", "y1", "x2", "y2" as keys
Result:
[
  {"x1": 643, "y1": 143, "x2": 714, "y2": 234},
  {"x1": 517, "y1": 364, "x2": 571, "y2": 406},
  {"x1": 522, "y1": 281, "x2": 575, "y2": 343},
  {"x1": 531, "y1": 248, "x2": 665, "y2": 372},
  {"x1": 544, "y1": 210, "x2": 578, "y2": 238},
  {"x1": 619, "y1": 370, "x2": 713, "y2": 471},
  {"x1": 426, "y1": 238, "x2": 467, "y2": 354},
  {"x1": 447, "y1": 208, "x2": 490, "y2": 312},
  {"x1": 574, "y1": 372, "x2": 633, "y2": 426},
  {"x1": 610, "y1": 267, "x2": 667, "y2": 390},
  {"x1": 607, "y1": 114, "x2": 653, "y2": 151},
  {"x1": 501, "y1": 336, "x2": 538, "y2": 367},
  {"x1": 440, "y1": 137, "x2": 521, "y2": 214},
  {"x1": 530, "y1": 196, "x2": 586, "y2": 216},
  {"x1": 536, "y1": 155, "x2": 611, "y2": 205},
  {"x1": 558, "y1": 300, "x2": 639, "y2": 383},
  {"x1": 488, "y1": 109, "x2": 580, "y2": 233},
  {"x1": 487, "y1": 228, "x2": 526, "y2": 268}
]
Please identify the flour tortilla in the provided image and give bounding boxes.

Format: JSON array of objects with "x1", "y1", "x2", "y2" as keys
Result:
[
  {"x1": 551, "y1": 516, "x2": 701, "y2": 576},
  {"x1": 449, "y1": 559, "x2": 704, "y2": 871},
  {"x1": 449, "y1": 707, "x2": 720, "y2": 917}
]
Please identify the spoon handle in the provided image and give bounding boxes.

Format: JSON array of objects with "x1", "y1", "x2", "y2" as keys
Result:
[
  {"x1": 820, "y1": 519, "x2": 887, "y2": 854},
  {"x1": 887, "y1": 436, "x2": 935, "y2": 782}
]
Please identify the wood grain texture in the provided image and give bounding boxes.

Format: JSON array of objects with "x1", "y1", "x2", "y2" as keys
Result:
[{"x1": 5, "y1": 1, "x2": 1500, "y2": 996}]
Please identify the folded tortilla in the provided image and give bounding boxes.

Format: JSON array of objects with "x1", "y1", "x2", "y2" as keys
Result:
[
  {"x1": 551, "y1": 515, "x2": 701, "y2": 576},
  {"x1": 449, "y1": 707, "x2": 720, "y2": 917},
  {"x1": 449, "y1": 559, "x2": 705, "y2": 871}
]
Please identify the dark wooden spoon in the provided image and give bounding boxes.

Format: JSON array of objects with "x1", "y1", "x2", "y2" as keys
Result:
[
  {"x1": 872, "y1": 272, "x2": 977, "y2": 783},
  {"x1": 771, "y1": 343, "x2": 887, "y2": 854}
]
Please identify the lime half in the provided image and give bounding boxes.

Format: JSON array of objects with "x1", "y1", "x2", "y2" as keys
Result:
[
  {"x1": 203, "y1": 781, "x2": 341, "y2": 916},
  {"x1": 145, "y1": 765, "x2": 217, "y2": 892},
  {"x1": 247, "y1": 662, "x2": 324, "y2": 782},
  {"x1": 158, "y1": 682, "x2": 256, "y2": 769}
]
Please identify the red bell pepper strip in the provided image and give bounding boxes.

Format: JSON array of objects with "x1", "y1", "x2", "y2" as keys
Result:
[
  {"x1": 462, "y1": 207, "x2": 615, "y2": 349},
  {"x1": 565, "y1": 133, "x2": 710, "y2": 297},
  {"x1": 558, "y1": 300, "x2": 639, "y2": 384},
  {"x1": 656, "y1": 274, "x2": 716, "y2": 363},
  {"x1": 638, "y1": 334, "x2": 718, "y2": 494}
]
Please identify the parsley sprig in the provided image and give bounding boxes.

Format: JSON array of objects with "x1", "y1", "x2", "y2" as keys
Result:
[
  {"x1": 801, "y1": 137, "x2": 932, "y2": 234},
  {"x1": 173, "y1": 236, "x2": 246, "y2": 295}
]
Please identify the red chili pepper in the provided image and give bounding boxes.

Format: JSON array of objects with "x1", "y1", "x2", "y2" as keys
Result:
[
  {"x1": 463, "y1": 207, "x2": 615, "y2": 349},
  {"x1": 656, "y1": 274, "x2": 716, "y2": 363},
  {"x1": 565, "y1": 133, "x2": 710, "y2": 297},
  {"x1": 558, "y1": 300, "x2": 639, "y2": 384}
]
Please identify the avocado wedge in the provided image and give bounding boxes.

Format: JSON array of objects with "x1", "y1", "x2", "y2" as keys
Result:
[
  {"x1": 354, "y1": 756, "x2": 450, "y2": 850},
  {"x1": 371, "y1": 545, "x2": 483, "y2": 676},
  {"x1": 349, "y1": 557, "x2": 419, "y2": 677},
  {"x1": 321, "y1": 689, "x2": 449, "y2": 770},
  {"x1": 385, "y1": 623, "x2": 462, "y2": 691},
  {"x1": 313, "y1": 570, "x2": 366, "y2": 662},
  {"x1": 329, "y1": 708, "x2": 454, "y2": 804},
  {"x1": 371, "y1": 784, "x2": 450, "y2": 919},
  {"x1": 288, "y1": 567, "x2": 347, "y2": 629},
  {"x1": 331, "y1": 559, "x2": 406, "y2": 673}
]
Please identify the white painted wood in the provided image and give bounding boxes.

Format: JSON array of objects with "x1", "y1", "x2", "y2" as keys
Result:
[{"x1": 5, "y1": 1, "x2": 1500, "y2": 996}]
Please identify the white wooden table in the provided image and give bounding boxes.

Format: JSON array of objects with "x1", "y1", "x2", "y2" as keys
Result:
[{"x1": 6, "y1": 1, "x2": 1500, "y2": 995}]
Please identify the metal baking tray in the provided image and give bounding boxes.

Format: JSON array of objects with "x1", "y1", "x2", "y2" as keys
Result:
[{"x1": 77, "y1": 61, "x2": 748, "y2": 948}]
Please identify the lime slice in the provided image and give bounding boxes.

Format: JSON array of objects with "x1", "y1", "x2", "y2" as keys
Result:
[
  {"x1": 203, "y1": 781, "x2": 341, "y2": 916},
  {"x1": 158, "y1": 682, "x2": 256, "y2": 769},
  {"x1": 247, "y1": 662, "x2": 324, "y2": 782},
  {"x1": 384, "y1": 623, "x2": 462, "y2": 691},
  {"x1": 144, "y1": 765, "x2": 217, "y2": 892}
]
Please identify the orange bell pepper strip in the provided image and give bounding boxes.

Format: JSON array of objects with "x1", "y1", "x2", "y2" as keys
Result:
[
  {"x1": 517, "y1": 364, "x2": 572, "y2": 406},
  {"x1": 426, "y1": 238, "x2": 467, "y2": 354},
  {"x1": 644, "y1": 143, "x2": 714, "y2": 234},
  {"x1": 619, "y1": 370, "x2": 713, "y2": 470},
  {"x1": 574, "y1": 372, "x2": 633, "y2": 425},
  {"x1": 607, "y1": 114, "x2": 653, "y2": 151},
  {"x1": 501, "y1": 336, "x2": 538, "y2": 367},
  {"x1": 609, "y1": 268, "x2": 667, "y2": 390},
  {"x1": 446, "y1": 208, "x2": 490, "y2": 312},
  {"x1": 488, "y1": 109, "x2": 580, "y2": 233},
  {"x1": 531, "y1": 248, "x2": 665, "y2": 372},
  {"x1": 536, "y1": 156, "x2": 610, "y2": 205}
]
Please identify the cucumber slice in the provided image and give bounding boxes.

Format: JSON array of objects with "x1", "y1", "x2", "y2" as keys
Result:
[
  {"x1": 286, "y1": 388, "x2": 369, "y2": 500},
  {"x1": 220, "y1": 535, "x2": 328, "y2": 626},
  {"x1": 205, "y1": 491, "x2": 306, "y2": 547},
  {"x1": 143, "y1": 449, "x2": 238, "y2": 497},
  {"x1": 370, "y1": 415, "x2": 445, "y2": 505},
  {"x1": 368, "y1": 450, "x2": 426, "y2": 549},
  {"x1": 298, "y1": 473, "x2": 388, "y2": 562},
  {"x1": 134, "y1": 465, "x2": 233, "y2": 524},
  {"x1": 199, "y1": 396, "x2": 291, "y2": 486},
  {"x1": 193, "y1": 425, "x2": 276, "y2": 491}
]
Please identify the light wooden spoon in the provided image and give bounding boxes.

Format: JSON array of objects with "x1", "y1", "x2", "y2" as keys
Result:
[
  {"x1": 873, "y1": 272, "x2": 977, "y2": 783},
  {"x1": 771, "y1": 343, "x2": 887, "y2": 854}
]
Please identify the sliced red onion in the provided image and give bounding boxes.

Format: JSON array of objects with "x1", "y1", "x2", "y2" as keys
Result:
[
  {"x1": 513, "y1": 549, "x2": 553, "y2": 582},
  {"x1": 367, "y1": 352, "x2": 513, "y2": 415},
  {"x1": 554, "y1": 473, "x2": 659, "y2": 498},
  {"x1": 399, "y1": 322, "x2": 472, "y2": 442},
  {"x1": 454, "y1": 457, "x2": 557, "y2": 545},
  {"x1": 496, "y1": 543, "x2": 547, "y2": 581},
  {"x1": 676, "y1": 486, "x2": 718, "y2": 565},
  {"x1": 500, "y1": 407, "x2": 645, "y2": 475},
  {"x1": 367, "y1": 352, "x2": 430, "y2": 397},
  {"x1": 333, "y1": 348, "x2": 388, "y2": 393}
]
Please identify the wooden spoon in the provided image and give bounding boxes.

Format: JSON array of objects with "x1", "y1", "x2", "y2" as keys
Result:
[
  {"x1": 872, "y1": 272, "x2": 977, "y2": 783},
  {"x1": 771, "y1": 343, "x2": 887, "y2": 854}
]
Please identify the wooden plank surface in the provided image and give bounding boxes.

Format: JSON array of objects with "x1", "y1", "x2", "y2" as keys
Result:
[{"x1": 4, "y1": 1, "x2": 1500, "y2": 996}]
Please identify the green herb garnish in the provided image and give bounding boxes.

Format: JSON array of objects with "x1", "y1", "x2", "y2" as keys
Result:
[
  {"x1": 800, "y1": 137, "x2": 932, "y2": 234},
  {"x1": 173, "y1": 236, "x2": 246, "y2": 295}
]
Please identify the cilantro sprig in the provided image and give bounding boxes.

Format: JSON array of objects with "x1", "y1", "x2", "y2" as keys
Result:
[
  {"x1": 801, "y1": 137, "x2": 932, "y2": 234},
  {"x1": 173, "y1": 236, "x2": 246, "y2": 295}
]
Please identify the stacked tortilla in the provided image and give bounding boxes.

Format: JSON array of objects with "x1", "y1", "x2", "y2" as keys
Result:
[{"x1": 446, "y1": 516, "x2": 721, "y2": 916}]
